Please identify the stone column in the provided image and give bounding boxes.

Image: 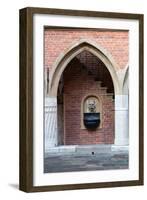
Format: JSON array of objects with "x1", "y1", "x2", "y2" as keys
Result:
[
  {"x1": 114, "y1": 95, "x2": 129, "y2": 146},
  {"x1": 45, "y1": 97, "x2": 58, "y2": 151}
]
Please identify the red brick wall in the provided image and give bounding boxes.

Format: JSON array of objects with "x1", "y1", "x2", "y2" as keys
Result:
[
  {"x1": 63, "y1": 57, "x2": 114, "y2": 145},
  {"x1": 44, "y1": 28, "x2": 128, "y2": 145},
  {"x1": 44, "y1": 29, "x2": 129, "y2": 71}
]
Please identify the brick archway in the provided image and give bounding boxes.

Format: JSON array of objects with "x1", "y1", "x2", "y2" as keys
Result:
[
  {"x1": 44, "y1": 40, "x2": 129, "y2": 149},
  {"x1": 48, "y1": 40, "x2": 121, "y2": 97},
  {"x1": 59, "y1": 50, "x2": 115, "y2": 145}
]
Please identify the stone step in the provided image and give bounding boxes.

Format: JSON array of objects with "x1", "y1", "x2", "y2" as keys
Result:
[
  {"x1": 95, "y1": 81, "x2": 102, "y2": 85},
  {"x1": 73, "y1": 57, "x2": 114, "y2": 95},
  {"x1": 76, "y1": 144, "x2": 111, "y2": 154},
  {"x1": 45, "y1": 145, "x2": 129, "y2": 158},
  {"x1": 99, "y1": 87, "x2": 107, "y2": 91},
  {"x1": 45, "y1": 144, "x2": 112, "y2": 156}
]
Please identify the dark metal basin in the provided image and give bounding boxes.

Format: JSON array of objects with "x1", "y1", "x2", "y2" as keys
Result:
[{"x1": 84, "y1": 113, "x2": 100, "y2": 129}]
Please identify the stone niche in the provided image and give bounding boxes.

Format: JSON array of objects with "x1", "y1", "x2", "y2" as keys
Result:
[{"x1": 83, "y1": 96, "x2": 101, "y2": 130}]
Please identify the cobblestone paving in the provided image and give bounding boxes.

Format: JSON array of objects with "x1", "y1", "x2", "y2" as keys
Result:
[{"x1": 44, "y1": 152, "x2": 128, "y2": 173}]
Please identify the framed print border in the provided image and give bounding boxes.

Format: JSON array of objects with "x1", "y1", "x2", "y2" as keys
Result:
[{"x1": 19, "y1": 7, "x2": 144, "y2": 192}]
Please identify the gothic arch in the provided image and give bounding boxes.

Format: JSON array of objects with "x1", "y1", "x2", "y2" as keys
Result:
[
  {"x1": 123, "y1": 66, "x2": 129, "y2": 95},
  {"x1": 49, "y1": 39, "x2": 121, "y2": 96}
]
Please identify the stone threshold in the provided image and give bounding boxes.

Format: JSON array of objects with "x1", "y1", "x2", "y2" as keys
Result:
[{"x1": 45, "y1": 144, "x2": 129, "y2": 157}]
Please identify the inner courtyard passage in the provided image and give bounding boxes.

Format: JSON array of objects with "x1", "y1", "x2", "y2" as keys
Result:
[{"x1": 44, "y1": 28, "x2": 129, "y2": 172}]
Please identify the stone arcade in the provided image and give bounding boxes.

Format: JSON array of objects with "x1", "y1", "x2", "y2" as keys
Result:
[{"x1": 44, "y1": 29, "x2": 129, "y2": 155}]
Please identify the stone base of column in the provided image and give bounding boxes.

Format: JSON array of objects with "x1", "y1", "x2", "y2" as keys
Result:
[
  {"x1": 45, "y1": 97, "x2": 58, "y2": 151},
  {"x1": 114, "y1": 95, "x2": 129, "y2": 146},
  {"x1": 114, "y1": 138, "x2": 129, "y2": 146},
  {"x1": 111, "y1": 145, "x2": 129, "y2": 152}
]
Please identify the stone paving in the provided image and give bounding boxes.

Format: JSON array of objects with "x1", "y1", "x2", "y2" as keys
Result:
[{"x1": 44, "y1": 151, "x2": 128, "y2": 173}]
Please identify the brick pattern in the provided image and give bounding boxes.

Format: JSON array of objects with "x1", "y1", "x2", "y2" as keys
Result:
[
  {"x1": 63, "y1": 57, "x2": 114, "y2": 145},
  {"x1": 44, "y1": 29, "x2": 129, "y2": 70},
  {"x1": 76, "y1": 51, "x2": 114, "y2": 93},
  {"x1": 44, "y1": 29, "x2": 128, "y2": 145}
]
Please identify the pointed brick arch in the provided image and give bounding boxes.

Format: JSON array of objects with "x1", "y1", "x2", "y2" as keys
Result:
[{"x1": 49, "y1": 40, "x2": 121, "y2": 97}]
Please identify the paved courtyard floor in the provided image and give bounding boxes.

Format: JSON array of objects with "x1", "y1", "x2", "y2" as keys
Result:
[{"x1": 44, "y1": 151, "x2": 128, "y2": 173}]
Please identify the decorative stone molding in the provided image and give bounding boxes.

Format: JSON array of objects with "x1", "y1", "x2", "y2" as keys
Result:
[
  {"x1": 123, "y1": 67, "x2": 129, "y2": 95},
  {"x1": 81, "y1": 94, "x2": 103, "y2": 129},
  {"x1": 48, "y1": 40, "x2": 121, "y2": 97}
]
